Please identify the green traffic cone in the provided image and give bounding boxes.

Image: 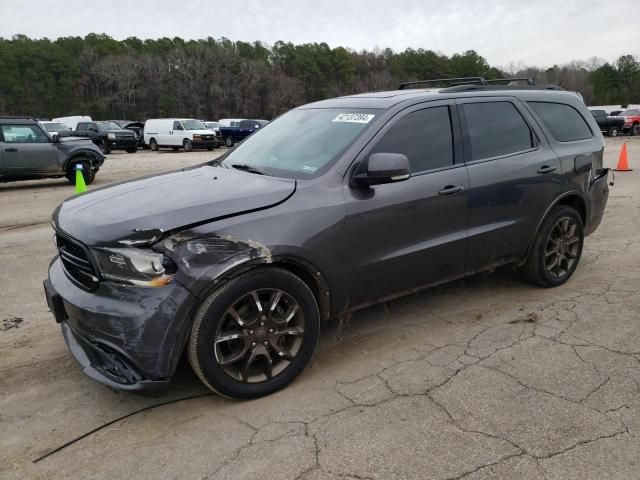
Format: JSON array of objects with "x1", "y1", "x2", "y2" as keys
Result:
[{"x1": 75, "y1": 164, "x2": 87, "y2": 194}]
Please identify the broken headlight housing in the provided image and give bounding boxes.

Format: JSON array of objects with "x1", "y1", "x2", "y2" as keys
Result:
[{"x1": 92, "y1": 247, "x2": 176, "y2": 287}]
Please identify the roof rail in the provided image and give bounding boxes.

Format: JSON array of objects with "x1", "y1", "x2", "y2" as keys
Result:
[
  {"x1": 485, "y1": 78, "x2": 535, "y2": 86},
  {"x1": 440, "y1": 84, "x2": 565, "y2": 93},
  {"x1": 398, "y1": 77, "x2": 489, "y2": 90}
]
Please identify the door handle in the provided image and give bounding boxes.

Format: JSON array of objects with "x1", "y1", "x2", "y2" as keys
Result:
[
  {"x1": 4, "y1": 148, "x2": 18, "y2": 152},
  {"x1": 438, "y1": 185, "x2": 464, "y2": 196},
  {"x1": 537, "y1": 165, "x2": 557, "y2": 174}
]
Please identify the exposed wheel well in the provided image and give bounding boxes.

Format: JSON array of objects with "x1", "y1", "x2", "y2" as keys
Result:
[{"x1": 556, "y1": 194, "x2": 587, "y2": 225}]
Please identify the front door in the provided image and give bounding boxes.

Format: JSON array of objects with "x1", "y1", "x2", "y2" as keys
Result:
[
  {"x1": 343, "y1": 102, "x2": 469, "y2": 308},
  {"x1": 0, "y1": 123, "x2": 56, "y2": 174}
]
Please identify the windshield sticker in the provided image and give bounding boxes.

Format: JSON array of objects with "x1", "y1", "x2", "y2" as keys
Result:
[{"x1": 332, "y1": 113, "x2": 375, "y2": 124}]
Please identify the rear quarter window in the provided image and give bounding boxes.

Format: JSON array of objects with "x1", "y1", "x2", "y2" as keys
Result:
[{"x1": 528, "y1": 102, "x2": 592, "y2": 142}]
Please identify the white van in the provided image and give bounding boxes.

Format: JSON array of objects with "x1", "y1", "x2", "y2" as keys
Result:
[
  {"x1": 52, "y1": 115, "x2": 92, "y2": 131},
  {"x1": 143, "y1": 118, "x2": 219, "y2": 151}
]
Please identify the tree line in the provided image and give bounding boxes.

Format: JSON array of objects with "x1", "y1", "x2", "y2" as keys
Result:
[{"x1": 0, "y1": 34, "x2": 638, "y2": 121}]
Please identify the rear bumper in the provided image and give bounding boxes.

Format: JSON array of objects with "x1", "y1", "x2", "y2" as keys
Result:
[
  {"x1": 45, "y1": 257, "x2": 197, "y2": 395},
  {"x1": 585, "y1": 168, "x2": 610, "y2": 236}
]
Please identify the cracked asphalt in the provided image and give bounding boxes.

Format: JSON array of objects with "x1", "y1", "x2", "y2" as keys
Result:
[{"x1": 1, "y1": 138, "x2": 639, "y2": 479}]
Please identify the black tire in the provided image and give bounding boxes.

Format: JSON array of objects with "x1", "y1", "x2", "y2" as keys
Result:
[
  {"x1": 172, "y1": 146, "x2": 180, "y2": 151},
  {"x1": 632, "y1": 124, "x2": 640, "y2": 136},
  {"x1": 608, "y1": 127, "x2": 619, "y2": 137},
  {"x1": 521, "y1": 205, "x2": 584, "y2": 287},
  {"x1": 149, "y1": 138, "x2": 159, "y2": 151},
  {"x1": 183, "y1": 139, "x2": 193, "y2": 152},
  {"x1": 188, "y1": 267, "x2": 320, "y2": 399},
  {"x1": 99, "y1": 140, "x2": 111, "y2": 155},
  {"x1": 225, "y1": 136, "x2": 234, "y2": 148},
  {"x1": 126, "y1": 148, "x2": 137, "y2": 154},
  {"x1": 66, "y1": 159, "x2": 96, "y2": 186},
  {"x1": 207, "y1": 146, "x2": 213, "y2": 151}
]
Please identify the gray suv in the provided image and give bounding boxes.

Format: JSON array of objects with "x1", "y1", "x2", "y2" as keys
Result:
[
  {"x1": 0, "y1": 117, "x2": 104, "y2": 185},
  {"x1": 44, "y1": 78, "x2": 610, "y2": 399}
]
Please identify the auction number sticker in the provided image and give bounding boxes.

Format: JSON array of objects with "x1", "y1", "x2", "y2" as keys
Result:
[{"x1": 332, "y1": 113, "x2": 375, "y2": 124}]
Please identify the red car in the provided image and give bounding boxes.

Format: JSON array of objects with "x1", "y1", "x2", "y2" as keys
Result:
[{"x1": 619, "y1": 109, "x2": 640, "y2": 135}]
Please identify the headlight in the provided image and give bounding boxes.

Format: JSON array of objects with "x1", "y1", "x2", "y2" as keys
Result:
[
  {"x1": 92, "y1": 247, "x2": 175, "y2": 287},
  {"x1": 107, "y1": 132, "x2": 116, "y2": 140}
]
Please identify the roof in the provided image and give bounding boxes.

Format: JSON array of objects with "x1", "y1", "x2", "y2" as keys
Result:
[{"x1": 300, "y1": 88, "x2": 583, "y2": 110}]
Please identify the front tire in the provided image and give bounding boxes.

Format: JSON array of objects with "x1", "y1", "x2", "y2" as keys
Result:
[
  {"x1": 608, "y1": 127, "x2": 619, "y2": 137},
  {"x1": 521, "y1": 205, "x2": 584, "y2": 287},
  {"x1": 99, "y1": 140, "x2": 111, "y2": 154},
  {"x1": 126, "y1": 147, "x2": 137, "y2": 153},
  {"x1": 632, "y1": 124, "x2": 640, "y2": 136},
  {"x1": 188, "y1": 267, "x2": 320, "y2": 399},
  {"x1": 183, "y1": 139, "x2": 193, "y2": 152},
  {"x1": 66, "y1": 159, "x2": 96, "y2": 186}
]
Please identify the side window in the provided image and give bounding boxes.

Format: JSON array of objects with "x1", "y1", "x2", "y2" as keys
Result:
[
  {"x1": 77, "y1": 123, "x2": 87, "y2": 131},
  {"x1": 173, "y1": 121, "x2": 184, "y2": 130},
  {"x1": 370, "y1": 106, "x2": 454, "y2": 173},
  {"x1": 528, "y1": 102, "x2": 593, "y2": 142},
  {"x1": 0, "y1": 124, "x2": 49, "y2": 143},
  {"x1": 462, "y1": 102, "x2": 534, "y2": 161}
]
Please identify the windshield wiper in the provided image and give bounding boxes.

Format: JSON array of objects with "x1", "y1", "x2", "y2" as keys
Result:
[{"x1": 231, "y1": 163, "x2": 267, "y2": 175}]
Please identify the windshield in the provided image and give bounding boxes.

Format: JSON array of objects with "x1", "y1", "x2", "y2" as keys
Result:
[
  {"x1": 96, "y1": 121, "x2": 122, "y2": 131},
  {"x1": 182, "y1": 119, "x2": 206, "y2": 130},
  {"x1": 221, "y1": 108, "x2": 380, "y2": 179},
  {"x1": 620, "y1": 110, "x2": 640, "y2": 116},
  {"x1": 43, "y1": 122, "x2": 68, "y2": 132},
  {"x1": 205, "y1": 122, "x2": 220, "y2": 129}
]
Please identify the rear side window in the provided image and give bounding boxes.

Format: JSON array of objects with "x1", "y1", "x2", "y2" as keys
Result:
[
  {"x1": 371, "y1": 106, "x2": 454, "y2": 173},
  {"x1": 462, "y1": 102, "x2": 534, "y2": 161},
  {"x1": 528, "y1": 102, "x2": 592, "y2": 142}
]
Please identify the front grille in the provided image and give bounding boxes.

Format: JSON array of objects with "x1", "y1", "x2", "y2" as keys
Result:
[
  {"x1": 116, "y1": 132, "x2": 135, "y2": 139},
  {"x1": 56, "y1": 233, "x2": 100, "y2": 291}
]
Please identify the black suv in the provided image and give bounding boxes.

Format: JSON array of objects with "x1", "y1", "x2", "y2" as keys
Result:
[
  {"x1": 0, "y1": 117, "x2": 104, "y2": 184},
  {"x1": 73, "y1": 121, "x2": 138, "y2": 154},
  {"x1": 44, "y1": 78, "x2": 610, "y2": 399}
]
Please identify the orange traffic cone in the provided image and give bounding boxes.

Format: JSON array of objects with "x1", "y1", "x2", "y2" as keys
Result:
[{"x1": 614, "y1": 143, "x2": 632, "y2": 172}]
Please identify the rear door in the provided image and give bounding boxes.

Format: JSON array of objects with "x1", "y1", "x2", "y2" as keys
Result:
[
  {"x1": 457, "y1": 97, "x2": 562, "y2": 274},
  {"x1": 343, "y1": 101, "x2": 469, "y2": 307},
  {"x1": 0, "y1": 123, "x2": 56, "y2": 174}
]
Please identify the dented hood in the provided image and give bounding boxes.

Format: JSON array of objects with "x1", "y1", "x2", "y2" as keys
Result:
[{"x1": 53, "y1": 165, "x2": 295, "y2": 246}]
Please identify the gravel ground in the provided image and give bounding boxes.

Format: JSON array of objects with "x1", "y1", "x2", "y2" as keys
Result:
[{"x1": 1, "y1": 138, "x2": 640, "y2": 479}]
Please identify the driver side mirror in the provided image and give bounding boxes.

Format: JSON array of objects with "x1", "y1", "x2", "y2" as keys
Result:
[
  {"x1": 352, "y1": 153, "x2": 411, "y2": 187},
  {"x1": 52, "y1": 133, "x2": 59, "y2": 143}
]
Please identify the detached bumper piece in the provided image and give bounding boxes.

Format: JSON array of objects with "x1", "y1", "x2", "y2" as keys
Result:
[{"x1": 61, "y1": 322, "x2": 171, "y2": 396}]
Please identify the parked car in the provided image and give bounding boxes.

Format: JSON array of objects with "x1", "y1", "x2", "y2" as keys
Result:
[
  {"x1": 51, "y1": 115, "x2": 92, "y2": 131},
  {"x1": 40, "y1": 121, "x2": 72, "y2": 136},
  {"x1": 218, "y1": 118, "x2": 243, "y2": 127},
  {"x1": 0, "y1": 116, "x2": 104, "y2": 184},
  {"x1": 589, "y1": 110, "x2": 625, "y2": 136},
  {"x1": 72, "y1": 121, "x2": 138, "y2": 154},
  {"x1": 144, "y1": 118, "x2": 219, "y2": 151},
  {"x1": 219, "y1": 119, "x2": 269, "y2": 147},
  {"x1": 44, "y1": 79, "x2": 610, "y2": 399},
  {"x1": 109, "y1": 120, "x2": 147, "y2": 149},
  {"x1": 618, "y1": 109, "x2": 640, "y2": 135}
]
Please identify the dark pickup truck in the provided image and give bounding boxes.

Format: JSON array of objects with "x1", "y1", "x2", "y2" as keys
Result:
[
  {"x1": 109, "y1": 120, "x2": 147, "y2": 149},
  {"x1": 70, "y1": 121, "x2": 138, "y2": 154},
  {"x1": 590, "y1": 110, "x2": 625, "y2": 137},
  {"x1": 219, "y1": 119, "x2": 268, "y2": 147}
]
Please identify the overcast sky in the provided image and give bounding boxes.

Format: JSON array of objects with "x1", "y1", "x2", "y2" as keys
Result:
[{"x1": 1, "y1": 0, "x2": 638, "y2": 68}]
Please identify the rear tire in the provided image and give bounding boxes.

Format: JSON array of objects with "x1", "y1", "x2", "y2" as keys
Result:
[
  {"x1": 632, "y1": 124, "x2": 640, "y2": 136},
  {"x1": 126, "y1": 148, "x2": 137, "y2": 154},
  {"x1": 521, "y1": 205, "x2": 584, "y2": 287},
  {"x1": 188, "y1": 267, "x2": 320, "y2": 399},
  {"x1": 183, "y1": 139, "x2": 193, "y2": 152},
  {"x1": 608, "y1": 127, "x2": 619, "y2": 137},
  {"x1": 149, "y1": 138, "x2": 159, "y2": 151},
  {"x1": 225, "y1": 136, "x2": 234, "y2": 148},
  {"x1": 66, "y1": 159, "x2": 96, "y2": 186}
]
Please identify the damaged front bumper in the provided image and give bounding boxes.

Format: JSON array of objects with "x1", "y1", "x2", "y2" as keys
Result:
[{"x1": 45, "y1": 257, "x2": 197, "y2": 395}]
